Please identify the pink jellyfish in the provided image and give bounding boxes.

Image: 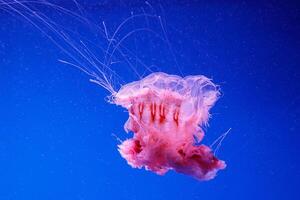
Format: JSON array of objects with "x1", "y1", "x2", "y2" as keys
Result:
[
  {"x1": 0, "y1": 0, "x2": 225, "y2": 181},
  {"x1": 113, "y1": 72, "x2": 226, "y2": 180}
]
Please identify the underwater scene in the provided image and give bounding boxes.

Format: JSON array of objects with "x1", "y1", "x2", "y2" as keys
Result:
[{"x1": 0, "y1": 0, "x2": 299, "y2": 199}]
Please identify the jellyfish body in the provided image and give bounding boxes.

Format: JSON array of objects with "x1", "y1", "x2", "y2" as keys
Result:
[{"x1": 113, "y1": 72, "x2": 225, "y2": 180}]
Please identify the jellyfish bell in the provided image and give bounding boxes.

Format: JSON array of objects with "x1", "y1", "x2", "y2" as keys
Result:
[{"x1": 112, "y1": 72, "x2": 226, "y2": 180}]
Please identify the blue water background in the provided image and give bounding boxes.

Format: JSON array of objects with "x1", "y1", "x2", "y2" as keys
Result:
[{"x1": 0, "y1": 1, "x2": 299, "y2": 199}]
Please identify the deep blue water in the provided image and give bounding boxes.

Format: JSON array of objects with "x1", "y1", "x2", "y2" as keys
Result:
[{"x1": 0, "y1": 0, "x2": 299, "y2": 199}]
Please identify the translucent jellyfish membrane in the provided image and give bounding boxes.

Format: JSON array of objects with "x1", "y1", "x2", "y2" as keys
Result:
[{"x1": 113, "y1": 72, "x2": 225, "y2": 180}]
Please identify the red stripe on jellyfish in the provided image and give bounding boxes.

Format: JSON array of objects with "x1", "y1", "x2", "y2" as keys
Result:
[{"x1": 113, "y1": 72, "x2": 226, "y2": 181}]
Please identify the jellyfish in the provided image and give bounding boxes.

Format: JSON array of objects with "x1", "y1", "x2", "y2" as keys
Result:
[
  {"x1": 113, "y1": 72, "x2": 225, "y2": 180},
  {"x1": 0, "y1": 0, "x2": 226, "y2": 181}
]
